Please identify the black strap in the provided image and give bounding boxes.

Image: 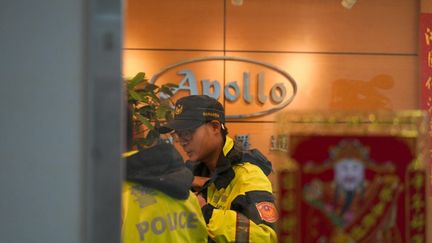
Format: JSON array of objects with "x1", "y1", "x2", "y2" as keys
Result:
[{"x1": 230, "y1": 191, "x2": 277, "y2": 229}]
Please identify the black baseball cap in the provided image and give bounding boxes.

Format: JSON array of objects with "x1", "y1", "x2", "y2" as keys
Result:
[{"x1": 160, "y1": 95, "x2": 225, "y2": 133}]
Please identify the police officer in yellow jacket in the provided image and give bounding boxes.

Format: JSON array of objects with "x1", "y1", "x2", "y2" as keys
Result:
[
  {"x1": 122, "y1": 107, "x2": 208, "y2": 242},
  {"x1": 160, "y1": 95, "x2": 278, "y2": 243}
]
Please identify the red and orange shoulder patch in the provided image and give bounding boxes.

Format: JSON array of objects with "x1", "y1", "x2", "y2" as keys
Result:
[{"x1": 256, "y1": 202, "x2": 279, "y2": 223}]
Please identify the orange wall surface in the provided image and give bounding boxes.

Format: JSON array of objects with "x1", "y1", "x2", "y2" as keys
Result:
[
  {"x1": 124, "y1": 1, "x2": 432, "y2": 241},
  {"x1": 124, "y1": 0, "x2": 420, "y2": 161}
]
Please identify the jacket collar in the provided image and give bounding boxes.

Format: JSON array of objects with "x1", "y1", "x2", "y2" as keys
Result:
[
  {"x1": 211, "y1": 136, "x2": 236, "y2": 189},
  {"x1": 223, "y1": 136, "x2": 235, "y2": 156}
]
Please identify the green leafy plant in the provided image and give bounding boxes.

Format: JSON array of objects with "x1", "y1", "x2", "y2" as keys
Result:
[{"x1": 126, "y1": 72, "x2": 178, "y2": 148}]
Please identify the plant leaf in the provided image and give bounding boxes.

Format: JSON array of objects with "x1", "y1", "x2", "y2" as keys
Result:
[
  {"x1": 163, "y1": 83, "x2": 179, "y2": 88},
  {"x1": 138, "y1": 105, "x2": 156, "y2": 119},
  {"x1": 129, "y1": 90, "x2": 143, "y2": 101},
  {"x1": 144, "y1": 83, "x2": 158, "y2": 92},
  {"x1": 145, "y1": 91, "x2": 160, "y2": 103},
  {"x1": 160, "y1": 86, "x2": 174, "y2": 96},
  {"x1": 129, "y1": 90, "x2": 142, "y2": 101},
  {"x1": 156, "y1": 104, "x2": 171, "y2": 119},
  {"x1": 128, "y1": 72, "x2": 145, "y2": 89},
  {"x1": 136, "y1": 114, "x2": 154, "y2": 130},
  {"x1": 127, "y1": 72, "x2": 176, "y2": 148}
]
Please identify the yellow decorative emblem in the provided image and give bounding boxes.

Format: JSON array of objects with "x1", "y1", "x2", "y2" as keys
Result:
[{"x1": 174, "y1": 104, "x2": 183, "y2": 115}]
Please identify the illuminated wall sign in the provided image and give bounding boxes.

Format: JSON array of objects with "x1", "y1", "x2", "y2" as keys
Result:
[{"x1": 149, "y1": 56, "x2": 297, "y2": 118}]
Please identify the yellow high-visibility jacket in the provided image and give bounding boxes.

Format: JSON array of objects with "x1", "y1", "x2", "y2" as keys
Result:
[
  {"x1": 122, "y1": 143, "x2": 208, "y2": 243},
  {"x1": 191, "y1": 137, "x2": 278, "y2": 243},
  {"x1": 122, "y1": 182, "x2": 208, "y2": 243}
]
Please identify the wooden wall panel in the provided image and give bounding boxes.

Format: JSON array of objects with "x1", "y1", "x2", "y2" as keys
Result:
[
  {"x1": 224, "y1": 52, "x2": 418, "y2": 121},
  {"x1": 225, "y1": 122, "x2": 278, "y2": 162},
  {"x1": 123, "y1": 50, "x2": 224, "y2": 79},
  {"x1": 123, "y1": 0, "x2": 420, "y2": 159},
  {"x1": 422, "y1": 0, "x2": 432, "y2": 13},
  {"x1": 226, "y1": 0, "x2": 419, "y2": 53},
  {"x1": 124, "y1": 1, "x2": 224, "y2": 49},
  {"x1": 124, "y1": 51, "x2": 418, "y2": 122},
  {"x1": 124, "y1": 1, "x2": 431, "y2": 237}
]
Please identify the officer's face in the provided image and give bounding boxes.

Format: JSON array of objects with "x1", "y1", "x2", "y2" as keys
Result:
[{"x1": 175, "y1": 121, "x2": 221, "y2": 163}]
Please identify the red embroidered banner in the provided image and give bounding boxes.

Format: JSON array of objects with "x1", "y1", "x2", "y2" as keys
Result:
[
  {"x1": 420, "y1": 13, "x2": 432, "y2": 193},
  {"x1": 278, "y1": 136, "x2": 427, "y2": 242},
  {"x1": 278, "y1": 170, "x2": 300, "y2": 242}
]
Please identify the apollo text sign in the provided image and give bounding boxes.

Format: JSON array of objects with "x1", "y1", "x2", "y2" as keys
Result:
[{"x1": 150, "y1": 56, "x2": 297, "y2": 118}]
